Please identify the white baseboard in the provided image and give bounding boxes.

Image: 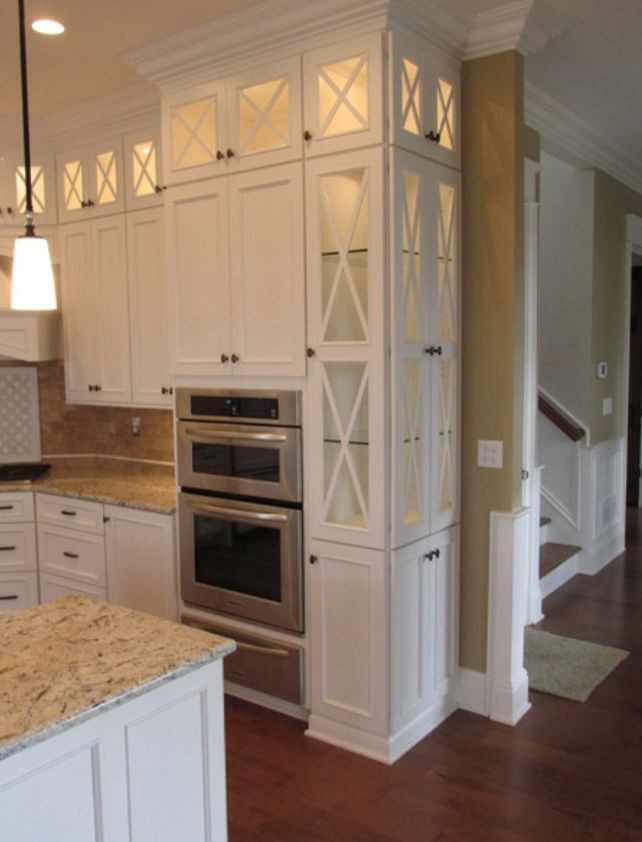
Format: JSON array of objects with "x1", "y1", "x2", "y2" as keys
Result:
[
  {"x1": 224, "y1": 681, "x2": 309, "y2": 722},
  {"x1": 306, "y1": 715, "x2": 394, "y2": 764},
  {"x1": 488, "y1": 671, "x2": 531, "y2": 725},
  {"x1": 540, "y1": 552, "x2": 579, "y2": 599},
  {"x1": 457, "y1": 668, "x2": 488, "y2": 715},
  {"x1": 580, "y1": 530, "x2": 625, "y2": 576},
  {"x1": 388, "y1": 697, "x2": 457, "y2": 763}
]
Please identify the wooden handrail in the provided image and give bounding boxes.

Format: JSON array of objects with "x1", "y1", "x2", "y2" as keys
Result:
[{"x1": 538, "y1": 393, "x2": 585, "y2": 442}]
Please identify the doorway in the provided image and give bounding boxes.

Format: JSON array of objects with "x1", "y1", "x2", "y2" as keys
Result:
[{"x1": 626, "y1": 264, "x2": 642, "y2": 506}]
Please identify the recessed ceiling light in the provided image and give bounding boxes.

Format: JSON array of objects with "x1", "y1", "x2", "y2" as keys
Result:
[{"x1": 31, "y1": 18, "x2": 65, "y2": 35}]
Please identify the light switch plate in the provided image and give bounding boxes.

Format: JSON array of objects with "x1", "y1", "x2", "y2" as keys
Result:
[
  {"x1": 478, "y1": 439, "x2": 503, "y2": 469},
  {"x1": 602, "y1": 397, "x2": 612, "y2": 416}
]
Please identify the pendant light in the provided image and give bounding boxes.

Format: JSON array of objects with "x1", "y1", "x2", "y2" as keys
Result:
[{"x1": 11, "y1": 0, "x2": 57, "y2": 311}]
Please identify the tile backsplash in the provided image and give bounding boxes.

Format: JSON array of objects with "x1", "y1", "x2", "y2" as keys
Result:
[{"x1": 36, "y1": 360, "x2": 174, "y2": 463}]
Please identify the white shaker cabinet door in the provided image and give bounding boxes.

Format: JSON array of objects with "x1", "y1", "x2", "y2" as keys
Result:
[
  {"x1": 228, "y1": 162, "x2": 305, "y2": 377},
  {"x1": 166, "y1": 178, "x2": 232, "y2": 377}
]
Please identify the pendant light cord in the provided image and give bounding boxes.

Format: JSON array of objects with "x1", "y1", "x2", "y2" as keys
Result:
[{"x1": 18, "y1": 0, "x2": 35, "y2": 235}]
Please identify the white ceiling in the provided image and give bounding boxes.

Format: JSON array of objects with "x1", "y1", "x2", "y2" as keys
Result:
[{"x1": 1, "y1": 0, "x2": 641, "y2": 184}]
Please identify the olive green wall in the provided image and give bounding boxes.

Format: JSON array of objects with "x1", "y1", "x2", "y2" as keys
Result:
[
  {"x1": 523, "y1": 125, "x2": 540, "y2": 163},
  {"x1": 590, "y1": 171, "x2": 642, "y2": 443},
  {"x1": 460, "y1": 51, "x2": 525, "y2": 672}
]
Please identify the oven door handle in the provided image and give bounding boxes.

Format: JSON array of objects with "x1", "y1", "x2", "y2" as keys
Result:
[
  {"x1": 184, "y1": 428, "x2": 288, "y2": 443},
  {"x1": 189, "y1": 501, "x2": 289, "y2": 524}
]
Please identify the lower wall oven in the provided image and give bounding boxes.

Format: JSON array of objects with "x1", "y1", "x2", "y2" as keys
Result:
[{"x1": 179, "y1": 491, "x2": 303, "y2": 633}]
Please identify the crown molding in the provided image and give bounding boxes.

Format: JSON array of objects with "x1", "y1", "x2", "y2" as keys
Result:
[
  {"x1": 464, "y1": 0, "x2": 561, "y2": 61},
  {"x1": 45, "y1": 83, "x2": 160, "y2": 148},
  {"x1": 123, "y1": 0, "x2": 472, "y2": 91},
  {"x1": 525, "y1": 81, "x2": 642, "y2": 196}
]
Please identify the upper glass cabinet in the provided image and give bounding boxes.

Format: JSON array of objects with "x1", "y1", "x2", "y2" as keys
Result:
[
  {"x1": 303, "y1": 33, "x2": 383, "y2": 158},
  {"x1": 0, "y1": 149, "x2": 56, "y2": 228},
  {"x1": 124, "y1": 127, "x2": 164, "y2": 210},
  {"x1": 56, "y1": 138, "x2": 125, "y2": 222},
  {"x1": 389, "y1": 33, "x2": 460, "y2": 169}
]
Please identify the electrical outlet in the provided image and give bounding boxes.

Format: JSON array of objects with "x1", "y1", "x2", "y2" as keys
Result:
[
  {"x1": 131, "y1": 416, "x2": 141, "y2": 436},
  {"x1": 478, "y1": 439, "x2": 503, "y2": 469}
]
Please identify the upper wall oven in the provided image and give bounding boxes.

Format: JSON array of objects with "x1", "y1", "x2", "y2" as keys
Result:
[{"x1": 176, "y1": 388, "x2": 302, "y2": 503}]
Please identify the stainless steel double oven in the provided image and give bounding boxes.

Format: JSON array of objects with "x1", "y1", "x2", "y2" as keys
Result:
[{"x1": 177, "y1": 388, "x2": 303, "y2": 633}]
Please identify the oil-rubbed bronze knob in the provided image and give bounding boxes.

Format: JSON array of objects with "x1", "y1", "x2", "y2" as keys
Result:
[
  {"x1": 226, "y1": 148, "x2": 235, "y2": 158},
  {"x1": 425, "y1": 130, "x2": 441, "y2": 144},
  {"x1": 161, "y1": 386, "x2": 169, "y2": 394},
  {"x1": 86, "y1": 199, "x2": 95, "y2": 207},
  {"x1": 306, "y1": 347, "x2": 315, "y2": 358},
  {"x1": 95, "y1": 384, "x2": 102, "y2": 391},
  {"x1": 220, "y1": 353, "x2": 229, "y2": 363},
  {"x1": 309, "y1": 554, "x2": 318, "y2": 564},
  {"x1": 216, "y1": 150, "x2": 225, "y2": 161},
  {"x1": 303, "y1": 130, "x2": 312, "y2": 141},
  {"x1": 231, "y1": 353, "x2": 240, "y2": 363},
  {"x1": 424, "y1": 345, "x2": 443, "y2": 356}
]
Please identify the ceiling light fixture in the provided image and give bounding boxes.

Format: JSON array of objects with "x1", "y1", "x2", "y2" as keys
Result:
[
  {"x1": 12, "y1": 0, "x2": 57, "y2": 311},
  {"x1": 31, "y1": 18, "x2": 64, "y2": 35}
]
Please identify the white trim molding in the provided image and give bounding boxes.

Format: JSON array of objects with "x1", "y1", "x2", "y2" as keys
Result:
[
  {"x1": 457, "y1": 668, "x2": 488, "y2": 716},
  {"x1": 464, "y1": 0, "x2": 561, "y2": 60},
  {"x1": 526, "y1": 83, "x2": 642, "y2": 197},
  {"x1": 626, "y1": 214, "x2": 642, "y2": 252},
  {"x1": 487, "y1": 509, "x2": 531, "y2": 726}
]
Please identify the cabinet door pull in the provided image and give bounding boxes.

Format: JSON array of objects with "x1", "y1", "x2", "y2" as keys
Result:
[
  {"x1": 306, "y1": 347, "x2": 315, "y2": 358},
  {"x1": 63, "y1": 551, "x2": 79, "y2": 559},
  {"x1": 226, "y1": 148, "x2": 235, "y2": 158},
  {"x1": 95, "y1": 384, "x2": 102, "y2": 392},
  {"x1": 86, "y1": 199, "x2": 95, "y2": 207},
  {"x1": 103, "y1": 515, "x2": 110, "y2": 523},
  {"x1": 424, "y1": 345, "x2": 443, "y2": 356},
  {"x1": 309, "y1": 554, "x2": 318, "y2": 564},
  {"x1": 161, "y1": 386, "x2": 169, "y2": 394},
  {"x1": 0, "y1": 594, "x2": 18, "y2": 601},
  {"x1": 220, "y1": 353, "x2": 229, "y2": 363},
  {"x1": 303, "y1": 130, "x2": 312, "y2": 141},
  {"x1": 61, "y1": 510, "x2": 77, "y2": 517},
  {"x1": 0, "y1": 546, "x2": 16, "y2": 551},
  {"x1": 216, "y1": 150, "x2": 225, "y2": 161},
  {"x1": 231, "y1": 353, "x2": 240, "y2": 363},
  {"x1": 0, "y1": 505, "x2": 14, "y2": 511},
  {"x1": 425, "y1": 130, "x2": 441, "y2": 144}
]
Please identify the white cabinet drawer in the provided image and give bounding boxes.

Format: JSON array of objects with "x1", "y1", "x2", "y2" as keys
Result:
[
  {"x1": 0, "y1": 572, "x2": 39, "y2": 614},
  {"x1": 0, "y1": 492, "x2": 35, "y2": 523},
  {"x1": 38, "y1": 525, "x2": 106, "y2": 587},
  {"x1": 37, "y1": 494, "x2": 104, "y2": 534},
  {"x1": 39, "y1": 573, "x2": 106, "y2": 604},
  {"x1": 0, "y1": 523, "x2": 37, "y2": 572}
]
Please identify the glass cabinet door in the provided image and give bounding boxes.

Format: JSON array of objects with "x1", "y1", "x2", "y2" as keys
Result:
[
  {"x1": 56, "y1": 138, "x2": 124, "y2": 222},
  {"x1": 14, "y1": 148, "x2": 57, "y2": 226},
  {"x1": 303, "y1": 33, "x2": 383, "y2": 158},
  {"x1": 305, "y1": 148, "x2": 385, "y2": 549},
  {"x1": 124, "y1": 128, "x2": 164, "y2": 210}
]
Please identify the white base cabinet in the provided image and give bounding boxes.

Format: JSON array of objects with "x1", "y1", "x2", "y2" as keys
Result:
[
  {"x1": 0, "y1": 659, "x2": 228, "y2": 842},
  {"x1": 0, "y1": 492, "x2": 38, "y2": 615},
  {"x1": 105, "y1": 504, "x2": 177, "y2": 621}
]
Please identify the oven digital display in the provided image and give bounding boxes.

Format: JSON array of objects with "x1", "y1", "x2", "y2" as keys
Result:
[
  {"x1": 190, "y1": 396, "x2": 279, "y2": 420},
  {"x1": 194, "y1": 515, "x2": 281, "y2": 602},
  {"x1": 192, "y1": 443, "x2": 280, "y2": 483}
]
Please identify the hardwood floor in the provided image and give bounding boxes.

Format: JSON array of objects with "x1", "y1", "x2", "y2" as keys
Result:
[{"x1": 223, "y1": 510, "x2": 642, "y2": 841}]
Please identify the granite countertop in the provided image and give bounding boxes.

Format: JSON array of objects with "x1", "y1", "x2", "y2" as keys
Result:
[{"x1": 0, "y1": 596, "x2": 235, "y2": 761}]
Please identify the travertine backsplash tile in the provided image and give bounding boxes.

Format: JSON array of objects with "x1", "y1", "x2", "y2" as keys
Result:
[{"x1": 36, "y1": 360, "x2": 174, "y2": 463}]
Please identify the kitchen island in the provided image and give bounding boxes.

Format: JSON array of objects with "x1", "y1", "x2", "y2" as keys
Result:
[{"x1": 0, "y1": 595, "x2": 235, "y2": 841}]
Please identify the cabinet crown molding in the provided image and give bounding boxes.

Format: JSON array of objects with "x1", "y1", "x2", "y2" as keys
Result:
[
  {"x1": 123, "y1": 0, "x2": 472, "y2": 89},
  {"x1": 464, "y1": 0, "x2": 562, "y2": 61}
]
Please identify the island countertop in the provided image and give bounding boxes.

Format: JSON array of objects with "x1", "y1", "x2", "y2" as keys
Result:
[{"x1": 0, "y1": 595, "x2": 235, "y2": 762}]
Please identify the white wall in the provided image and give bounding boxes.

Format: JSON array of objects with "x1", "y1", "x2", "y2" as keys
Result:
[{"x1": 539, "y1": 152, "x2": 594, "y2": 424}]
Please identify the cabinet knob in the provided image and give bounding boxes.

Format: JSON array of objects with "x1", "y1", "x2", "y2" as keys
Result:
[
  {"x1": 424, "y1": 548, "x2": 441, "y2": 562},
  {"x1": 155, "y1": 184, "x2": 168, "y2": 193},
  {"x1": 220, "y1": 353, "x2": 229, "y2": 363},
  {"x1": 303, "y1": 130, "x2": 312, "y2": 141},
  {"x1": 86, "y1": 199, "x2": 95, "y2": 207},
  {"x1": 425, "y1": 130, "x2": 441, "y2": 144},
  {"x1": 6, "y1": 207, "x2": 13, "y2": 215},
  {"x1": 169, "y1": 387, "x2": 174, "y2": 395},
  {"x1": 103, "y1": 515, "x2": 110, "y2": 523},
  {"x1": 95, "y1": 384, "x2": 102, "y2": 392},
  {"x1": 309, "y1": 554, "x2": 318, "y2": 564},
  {"x1": 424, "y1": 345, "x2": 443, "y2": 356},
  {"x1": 306, "y1": 347, "x2": 315, "y2": 358},
  {"x1": 216, "y1": 150, "x2": 225, "y2": 161},
  {"x1": 226, "y1": 149, "x2": 235, "y2": 159},
  {"x1": 161, "y1": 386, "x2": 169, "y2": 394},
  {"x1": 231, "y1": 353, "x2": 240, "y2": 363}
]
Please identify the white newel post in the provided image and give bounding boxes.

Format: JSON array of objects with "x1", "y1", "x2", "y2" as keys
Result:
[{"x1": 487, "y1": 509, "x2": 531, "y2": 725}]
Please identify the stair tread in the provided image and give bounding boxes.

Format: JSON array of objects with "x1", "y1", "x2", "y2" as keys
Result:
[
  {"x1": 540, "y1": 516, "x2": 552, "y2": 527},
  {"x1": 539, "y1": 542, "x2": 581, "y2": 578}
]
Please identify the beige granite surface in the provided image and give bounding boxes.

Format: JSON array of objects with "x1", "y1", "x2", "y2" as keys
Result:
[
  {"x1": 0, "y1": 596, "x2": 235, "y2": 761},
  {"x1": 0, "y1": 456, "x2": 177, "y2": 514}
]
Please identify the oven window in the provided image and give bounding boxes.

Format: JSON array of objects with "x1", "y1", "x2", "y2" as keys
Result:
[
  {"x1": 192, "y1": 443, "x2": 280, "y2": 483},
  {"x1": 194, "y1": 515, "x2": 282, "y2": 602}
]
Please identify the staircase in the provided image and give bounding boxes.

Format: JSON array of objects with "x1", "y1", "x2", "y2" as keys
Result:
[{"x1": 538, "y1": 516, "x2": 580, "y2": 599}]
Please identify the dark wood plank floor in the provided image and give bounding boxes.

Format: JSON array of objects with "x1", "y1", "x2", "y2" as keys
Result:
[{"x1": 223, "y1": 510, "x2": 642, "y2": 841}]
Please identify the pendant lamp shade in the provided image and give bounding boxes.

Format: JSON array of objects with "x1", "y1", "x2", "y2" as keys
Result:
[
  {"x1": 12, "y1": 234, "x2": 57, "y2": 310},
  {"x1": 11, "y1": 0, "x2": 57, "y2": 311}
]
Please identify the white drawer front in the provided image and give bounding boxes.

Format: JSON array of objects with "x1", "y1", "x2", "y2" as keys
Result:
[
  {"x1": 0, "y1": 572, "x2": 38, "y2": 614},
  {"x1": 0, "y1": 492, "x2": 35, "y2": 523},
  {"x1": 37, "y1": 494, "x2": 104, "y2": 534},
  {"x1": 38, "y1": 525, "x2": 106, "y2": 587},
  {"x1": 39, "y1": 573, "x2": 106, "y2": 604},
  {"x1": 0, "y1": 523, "x2": 37, "y2": 572}
]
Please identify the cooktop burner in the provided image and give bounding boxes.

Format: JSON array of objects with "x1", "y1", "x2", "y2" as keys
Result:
[{"x1": 0, "y1": 463, "x2": 51, "y2": 482}]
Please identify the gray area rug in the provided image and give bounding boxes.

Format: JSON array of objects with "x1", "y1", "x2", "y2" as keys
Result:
[{"x1": 524, "y1": 628, "x2": 629, "y2": 702}]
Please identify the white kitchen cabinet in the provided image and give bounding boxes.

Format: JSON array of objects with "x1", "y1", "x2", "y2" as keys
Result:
[
  {"x1": 123, "y1": 127, "x2": 165, "y2": 210},
  {"x1": 0, "y1": 491, "x2": 38, "y2": 615},
  {"x1": 167, "y1": 161, "x2": 305, "y2": 377},
  {"x1": 0, "y1": 147, "x2": 57, "y2": 228},
  {"x1": 162, "y1": 56, "x2": 302, "y2": 185},
  {"x1": 305, "y1": 147, "x2": 386, "y2": 549},
  {"x1": 37, "y1": 524, "x2": 107, "y2": 591},
  {"x1": 56, "y1": 137, "x2": 125, "y2": 223},
  {"x1": 391, "y1": 149, "x2": 460, "y2": 547},
  {"x1": 105, "y1": 504, "x2": 177, "y2": 621},
  {"x1": 391, "y1": 526, "x2": 459, "y2": 734},
  {"x1": 389, "y1": 32, "x2": 460, "y2": 169},
  {"x1": 59, "y1": 215, "x2": 132, "y2": 405},
  {"x1": 126, "y1": 207, "x2": 173, "y2": 406},
  {"x1": 307, "y1": 540, "x2": 386, "y2": 737},
  {"x1": 302, "y1": 33, "x2": 383, "y2": 158},
  {"x1": 39, "y1": 573, "x2": 106, "y2": 602}
]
